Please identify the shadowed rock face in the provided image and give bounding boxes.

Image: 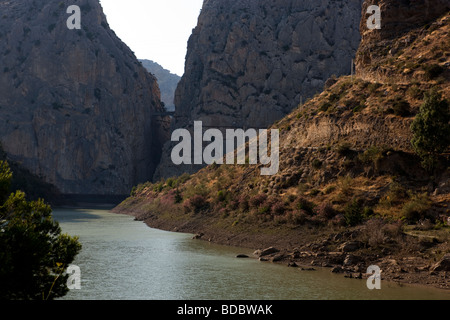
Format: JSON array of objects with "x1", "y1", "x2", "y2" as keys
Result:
[
  {"x1": 155, "y1": 0, "x2": 365, "y2": 179},
  {"x1": 0, "y1": 0, "x2": 168, "y2": 195}
]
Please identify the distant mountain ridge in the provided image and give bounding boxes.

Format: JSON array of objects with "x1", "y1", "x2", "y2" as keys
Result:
[{"x1": 140, "y1": 59, "x2": 180, "y2": 112}]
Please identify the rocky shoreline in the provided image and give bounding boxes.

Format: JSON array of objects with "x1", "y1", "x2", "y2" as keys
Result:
[
  {"x1": 113, "y1": 206, "x2": 450, "y2": 292},
  {"x1": 194, "y1": 233, "x2": 450, "y2": 291},
  {"x1": 249, "y1": 245, "x2": 450, "y2": 291}
]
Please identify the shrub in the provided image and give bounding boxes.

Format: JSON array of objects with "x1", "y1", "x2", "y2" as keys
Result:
[
  {"x1": 239, "y1": 195, "x2": 250, "y2": 211},
  {"x1": 358, "y1": 146, "x2": 383, "y2": 165},
  {"x1": 216, "y1": 190, "x2": 228, "y2": 203},
  {"x1": 367, "y1": 82, "x2": 382, "y2": 94},
  {"x1": 390, "y1": 98, "x2": 411, "y2": 116},
  {"x1": 338, "y1": 175, "x2": 353, "y2": 196},
  {"x1": 166, "y1": 177, "x2": 177, "y2": 189},
  {"x1": 401, "y1": 193, "x2": 431, "y2": 223},
  {"x1": 344, "y1": 199, "x2": 365, "y2": 226},
  {"x1": 311, "y1": 159, "x2": 323, "y2": 170},
  {"x1": 379, "y1": 182, "x2": 408, "y2": 207},
  {"x1": 319, "y1": 102, "x2": 332, "y2": 112},
  {"x1": 364, "y1": 218, "x2": 385, "y2": 247},
  {"x1": 335, "y1": 143, "x2": 353, "y2": 157},
  {"x1": 287, "y1": 211, "x2": 308, "y2": 225},
  {"x1": 407, "y1": 85, "x2": 424, "y2": 100},
  {"x1": 174, "y1": 189, "x2": 183, "y2": 204},
  {"x1": 177, "y1": 173, "x2": 191, "y2": 185},
  {"x1": 258, "y1": 206, "x2": 270, "y2": 215},
  {"x1": 382, "y1": 221, "x2": 404, "y2": 238},
  {"x1": 324, "y1": 185, "x2": 336, "y2": 194},
  {"x1": 249, "y1": 193, "x2": 268, "y2": 208},
  {"x1": 153, "y1": 182, "x2": 164, "y2": 193},
  {"x1": 295, "y1": 197, "x2": 315, "y2": 215},
  {"x1": 316, "y1": 202, "x2": 337, "y2": 219},
  {"x1": 184, "y1": 195, "x2": 209, "y2": 213},
  {"x1": 423, "y1": 64, "x2": 444, "y2": 80},
  {"x1": 271, "y1": 202, "x2": 286, "y2": 215},
  {"x1": 411, "y1": 89, "x2": 450, "y2": 172}
]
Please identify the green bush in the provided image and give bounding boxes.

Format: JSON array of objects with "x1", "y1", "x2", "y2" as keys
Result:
[
  {"x1": 0, "y1": 161, "x2": 81, "y2": 300},
  {"x1": 411, "y1": 89, "x2": 450, "y2": 172},
  {"x1": 401, "y1": 193, "x2": 431, "y2": 223},
  {"x1": 358, "y1": 146, "x2": 383, "y2": 165},
  {"x1": 336, "y1": 142, "x2": 353, "y2": 157},
  {"x1": 184, "y1": 195, "x2": 208, "y2": 213},
  {"x1": 344, "y1": 199, "x2": 365, "y2": 226},
  {"x1": 216, "y1": 190, "x2": 229, "y2": 203},
  {"x1": 174, "y1": 189, "x2": 183, "y2": 204},
  {"x1": 311, "y1": 159, "x2": 323, "y2": 170},
  {"x1": 295, "y1": 197, "x2": 315, "y2": 215},
  {"x1": 153, "y1": 182, "x2": 164, "y2": 193}
]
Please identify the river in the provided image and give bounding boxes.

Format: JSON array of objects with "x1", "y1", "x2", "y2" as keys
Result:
[{"x1": 53, "y1": 207, "x2": 450, "y2": 300}]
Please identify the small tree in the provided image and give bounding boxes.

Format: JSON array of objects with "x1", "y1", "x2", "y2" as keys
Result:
[
  {"x1": 411, "y1": 89, "x2": 450, "y2": 172},
  {"x1": 0, "y1": 161, "x2": 81, "y2": 300}
]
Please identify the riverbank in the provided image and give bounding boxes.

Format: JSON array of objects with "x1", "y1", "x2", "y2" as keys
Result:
[{"x1": 112, "y1": 204, "x2": 450, "y2": 291}]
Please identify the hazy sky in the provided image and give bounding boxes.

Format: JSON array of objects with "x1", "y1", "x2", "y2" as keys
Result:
[{"x1": 100, "y1": 0, "x2": 204, "y2": 76}]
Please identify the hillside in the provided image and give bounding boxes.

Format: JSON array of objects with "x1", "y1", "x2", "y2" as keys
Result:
[
  {"x1": 114, "y1": 6, "x2": 450, "y2": 288},
  {"x1": 140, "y1": 59, "x2": 180, "y2": 112},
  {"x1": 0, "y1": 0, "x2": 168, "y2": 195}
]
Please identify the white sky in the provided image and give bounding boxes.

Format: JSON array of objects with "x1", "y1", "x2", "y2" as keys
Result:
[{"x1": 100, "y1": 0, "x2": 204, "y2": 76}]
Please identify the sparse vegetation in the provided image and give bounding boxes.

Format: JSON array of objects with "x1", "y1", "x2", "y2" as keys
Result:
[{"x1": 401, "y1": 192, "x2": 432, "y2": 223}]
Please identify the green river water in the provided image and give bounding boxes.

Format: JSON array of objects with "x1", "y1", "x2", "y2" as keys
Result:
[{"x1": 53, "y1": 207, "x2": 450, "y2": 300}]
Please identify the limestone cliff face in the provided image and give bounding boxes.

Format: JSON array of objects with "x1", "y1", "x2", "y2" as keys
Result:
[
  {"x1": 0, "y1": 0, "x2": 167, "y2": 195},
  {"x1": 155, "y1": 0, "x2": 364, "y2": 179}
]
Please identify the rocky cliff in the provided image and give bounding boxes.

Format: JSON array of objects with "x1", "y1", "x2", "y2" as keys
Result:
[
  {"x1": 0, "y1": 0, "x2": 168, "y2": 195},
  {"x1": 155, "y1": 0, "x2": 365, "y2": 179}
]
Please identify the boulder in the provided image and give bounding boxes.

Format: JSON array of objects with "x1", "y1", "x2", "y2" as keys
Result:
[
  {"x1": 338, "y1": 241, "x2": 363, "y2": 253},
  {"x1": 431, "y1": 254, "x2": 450, "y2": 272},
  {"x1": 259, "y1": 247, "x2": 280, "y2": 257},
  {"x1": 343, "y1": 254, "x2": 362, "y2": 266},
  {"x1": 271, "y1": 254, "x2": 285, "y2": 262},
  {"x1": 192, "y1": 233, "x2": 204, "y2": 240},
  {"x1": 331, "y1": 266, "x2": 344, "y2": 274}
]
